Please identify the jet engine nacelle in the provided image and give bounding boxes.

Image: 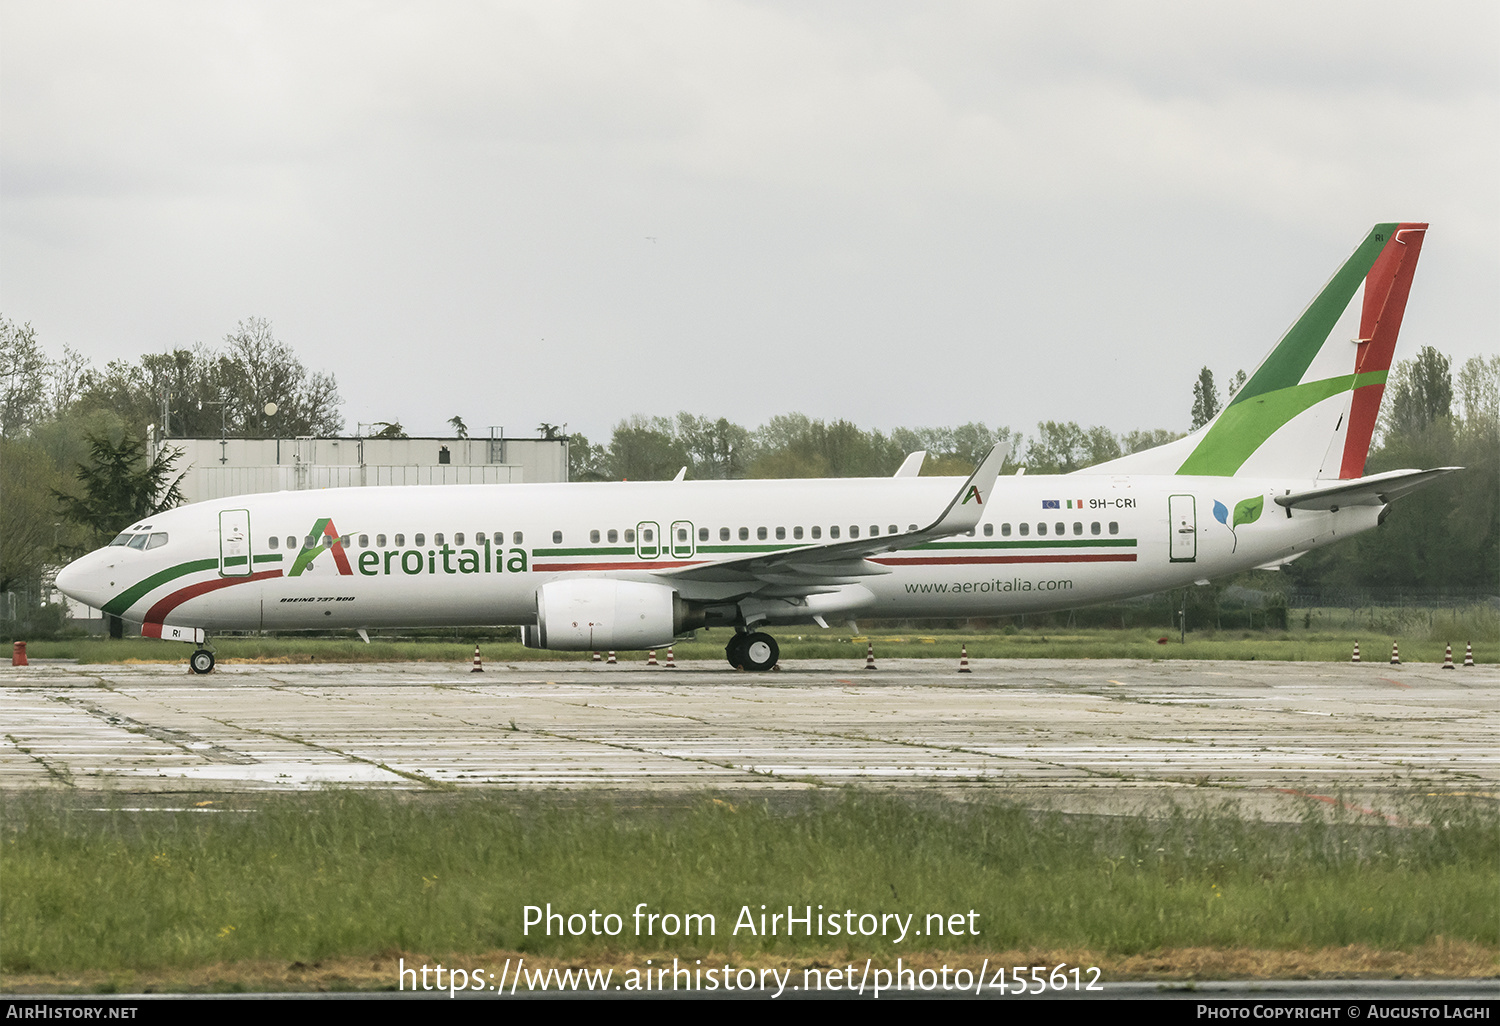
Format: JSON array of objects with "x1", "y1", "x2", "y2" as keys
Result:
[{"x1": 522, "y1": 579, "x2": 683, "y2": 651}]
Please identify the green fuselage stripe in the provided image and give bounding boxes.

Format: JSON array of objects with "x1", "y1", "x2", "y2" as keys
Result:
[{"x1": 101, "y1": 559, "x2": 219, "y2": 617}]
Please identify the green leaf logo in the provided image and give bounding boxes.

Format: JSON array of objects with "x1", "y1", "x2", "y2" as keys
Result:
[{"x1": 1233, "y1": 496, "x2": 1263, "y2": 528}]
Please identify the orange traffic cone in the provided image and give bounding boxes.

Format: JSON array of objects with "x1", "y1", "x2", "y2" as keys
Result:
[
  {"x1": 1351, "y1": 641, "x2": 1360, "y2": 663},
  {"x1": 864, "y1": 642, "x2": 876, "y2": 670},
  {"x1": 665, "y1": 646, "x2": 676, "y2": 668},
  {"x1": 647, "y1": 649, "x2": 658, "y2": 666},
  {"x1": 1442, "y1": 644, "x2": 1455, "y2": 669},
  {"x1": 607, "y1": 651, "x2": 616, "y2": 664},
  {"x1": 471, "y1": 645, "x2": 483, "y2": 673},
  {"x1": 592, "y1": 651, "x2": 601, "y2": 662},
  {"x1": 958, "y1": 644, "x2": 971, "y2": 673},
  {"x1": 1389, "y1": 641, "x2": 1400, "y2": 666},
  {"x1": 1464, "y1": 643, "x2": 1474, "y2": 667}
]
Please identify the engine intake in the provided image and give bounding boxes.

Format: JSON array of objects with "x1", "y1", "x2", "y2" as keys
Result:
[{"x1": 522, "y1": 579, "x2": 683, "y2": 651}]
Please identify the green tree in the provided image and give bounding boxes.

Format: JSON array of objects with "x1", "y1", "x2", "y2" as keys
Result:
[
  {"x1": 1, "y1": 317, "x2": 47, "y2": 438},
  {"x1": 1383, "y1": 345, "x2": 1453, "y2": 441},
  {"x1": 0, "y1": 438, "x2": 63, "y2": 596},
  {"x1": 1190, "y1": 366, "x2": 1220, "y2": 430},
  {"x1": 54, "y1": 434, "x2": 187, "y2": 550}
]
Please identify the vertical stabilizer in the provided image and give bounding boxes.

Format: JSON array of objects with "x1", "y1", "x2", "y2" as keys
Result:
[{"x1": 1080, "y1": 223, "x2": 1427, "y2": 479}]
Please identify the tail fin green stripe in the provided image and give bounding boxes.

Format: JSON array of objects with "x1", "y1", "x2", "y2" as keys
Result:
[
  {"x1": 1178, "y1": 370, "x2": 1387, "y2": 476},
  {"x1": 1230, "y1": 224, "x2": 1397, "y2": 405}
]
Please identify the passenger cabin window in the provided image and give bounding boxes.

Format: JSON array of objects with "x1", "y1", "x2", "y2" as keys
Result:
[
  {"x1": 395, "y1": 534, "x2": 405, "y2": 546},
  {"x1": 455, "y1": 533, "x2": 464, "y2": 545},
  {"x1": 1090, "y1": 522, "x2": 1101, "y2": 536},
  {"x1": 849, "y1": 526, "x2": 859, "y2": 538},
  {"x1": 1073, "y1": 523, "x2": 1082, "y2": 535},
  {"x1": 607, "y1": 529, "x2": 618, "y2": 543},
  {"x1": 359, "y1": 534, "x2": 369, "y2": 547},
  {"x1": 793, "y1": 526, "x2": 803, "y2": 540},
  {"x1": 1055, "y1": 522, "x2": 1064, "y2": 535},
  {"x1": 513, "y1": 532, "x2": 523, "y2": 544},
  {"x1": 1019, "y1": 523, "x2": 1029, "y2": 536},
  {"x1": 888, "y1": 525, "x2": 898, "y2": 535},
  {"x1": 1036, "y1": 523, "x2": 1047, "y2": 536},
  {"x1": 983, "y1": 524, "x2": 993, "y2": 537},
  {"x1": 678, "y1": 528, "x2": 689, "y2": 542},
  {"x1": 377, "y1": 534, "x2": 387, "y2": 546},
  {"x1": 145, "y1": 533, "x2": 168, "y2": 550},
  {"x1": 699, "y1": 528, "x2": 708, "y2": 542},
  {"x1": 812, "y1": 526, "x2": 822, "y2": 539},
  {"x1": 830, "y1": 526, "x2": 840, "y2": 539},
  {"x1": 590, "y1": 530, "x2": 600, "y2": 543},
  {"x1": 738, "y1": 527, "x2": 749, "y2": 541},
  {"x1": 415, "y1": 534, "x2": 425, "y2": 546},
  {"x1": 1109, "y1": 522, "x2": 1119, "y2": 535},
  {"x1": 1001, "y1": 523, "x2": 1011, "y2": 536},
  {"x1": 552, "y1": 531, "x2": 563, "y2": 544},
  {"x1": 869, "y1": 525, "x2": 879, "y2": 536},
  {"x1": 625, "y1": 529, "x2": 635, "y2": 543},
  {"x1": 304, "y1": 535, "x2": 317, "y2": 549},
  {"x1": 775, "y1": 527, "x2": 785, "y2": 540},
  {"x1": 493, "y1": 532, "x2": 504, "y2": 545},
  {"x1": 268, "y1": 536, "x2": 279, "y2": 549},
  {"x1": 642, "y1": 528, "x2": 653, "y2": 541},
  {"x1": 719, "y1": 528, "x2": 730, "y2": 541},
  {"x1": 757, "y1": 527, "x2": 767, "y2": 540},
  {"x1": 435, "y1": 533, "x2": 444, "y2": 544}
]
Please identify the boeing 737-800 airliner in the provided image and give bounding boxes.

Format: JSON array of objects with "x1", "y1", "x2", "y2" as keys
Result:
[{"x1": 54, "y1": 223, "x2": 1457, "y2": 673}]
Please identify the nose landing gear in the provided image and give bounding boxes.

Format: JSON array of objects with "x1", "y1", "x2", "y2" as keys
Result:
[{"x1": 725, "y1": 631, "x2": 779, "y2": 672}]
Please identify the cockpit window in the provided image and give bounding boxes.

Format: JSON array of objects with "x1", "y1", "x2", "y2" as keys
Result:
[
  {"x1": 145, "y1": 533, "x2": 168, "y2": 550},
  {"x1": 109, "y1": 532, "x2": 132, "y2": 546},
  {"x1": 126, "y1": 533, "x2": 150, "y2": 550}
]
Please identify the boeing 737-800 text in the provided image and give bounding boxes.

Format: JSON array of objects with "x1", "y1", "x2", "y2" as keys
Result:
[{"x1": 55, "y1": 223, "x2": 1457, "y2": 673}]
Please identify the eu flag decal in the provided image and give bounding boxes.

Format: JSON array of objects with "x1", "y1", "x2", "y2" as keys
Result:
[{"x1": 1042, "y1": 499, "x2": 1060, "y2": 509}]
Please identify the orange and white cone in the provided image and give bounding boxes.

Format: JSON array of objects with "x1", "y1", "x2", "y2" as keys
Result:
[
  {"x1": 1442, "y1": 644, "x2": 1455, "y2": 669},
  {"x1": 665, "y1": 646, "x2": 676, "y2": 668},
  {"x1": 864, "y1": 642, "x2": 876, "y2": 670},
  {"x1": 471, "y1": 645, "x2": 483, "y2": 673},
  {"x1": 1390, "y1": 641, "x2": 1400, "y2": 666},
  {"x1": 958, "y1": 644, "x2": 971, "y2": 673},
  {"x1": 1464, "y1": 643, "x2": 1474, "y2": 667},
  {"x1": 647, "y1": 649, "x2": 658, "y2": 666},
  {"x1": 607, "y1": 651, "x2": 616, "y2": 665},
  {"x1": 1351, "y1": 641, "x2": 1360, "y2": 663},
  {"x1": 592, "y1": 651, "x2": 601, "y2": 662}
]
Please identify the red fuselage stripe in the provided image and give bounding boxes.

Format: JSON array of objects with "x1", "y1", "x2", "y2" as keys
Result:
[{"x1": 143, "y1": 570, "x2": 283, "y2": 625}]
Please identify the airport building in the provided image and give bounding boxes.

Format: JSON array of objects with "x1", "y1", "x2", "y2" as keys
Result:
[{"x1": 164, "y1": 433, "x2": 570, "y2": 504}]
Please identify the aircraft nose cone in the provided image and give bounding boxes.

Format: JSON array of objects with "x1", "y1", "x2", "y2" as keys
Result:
[{"x1": 54, "y1": 552, "x2": 104, "y2": 607}]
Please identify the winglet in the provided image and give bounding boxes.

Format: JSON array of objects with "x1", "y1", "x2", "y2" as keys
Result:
[
  {"x1": 893, "y1": 451, "x2": 926, "y2": 478},
  {"x1": 926, "y1": 443, "x2": 1009, "y2": 536}
]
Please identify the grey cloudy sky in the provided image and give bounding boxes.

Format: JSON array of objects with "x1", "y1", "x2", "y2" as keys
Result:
[{"x1": 3, "y1": 1, "x2": 1495, "y2": 443}]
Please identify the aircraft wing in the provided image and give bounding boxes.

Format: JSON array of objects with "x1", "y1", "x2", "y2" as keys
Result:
[
  {"x1": 658, "y1": 443, "x2": 1009, "y2": 588},
  {"x1": 1274, "y1": 467, "x2": 1462, "y2": 511}
]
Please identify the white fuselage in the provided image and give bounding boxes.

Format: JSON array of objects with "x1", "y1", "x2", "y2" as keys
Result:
[{"x1": 56, "y1": 474, "x2": 1377, "y2": 634}]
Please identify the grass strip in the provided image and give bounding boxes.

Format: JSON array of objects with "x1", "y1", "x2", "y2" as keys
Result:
[
  {"x1": 3, "y1": 790, "x2": 1494, "y2": 976},
  {"x1": 15, "y1": 629, "x2": 1498, "y2": 665}
]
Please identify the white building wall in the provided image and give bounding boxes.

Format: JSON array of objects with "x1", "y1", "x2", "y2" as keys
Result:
[{"x1": 165, "y1": 436, "x2": 567, "y2": 504}]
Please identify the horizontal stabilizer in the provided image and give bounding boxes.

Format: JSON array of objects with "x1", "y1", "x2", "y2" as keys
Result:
[{"x1": 1274, "y1": 467, "x2": 1461, "y2": 511}]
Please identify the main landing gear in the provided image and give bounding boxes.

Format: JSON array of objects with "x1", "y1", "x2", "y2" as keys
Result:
[
  {"x1": 725, "y1": 631, "x2": 779, "y2": 672},
  {"x1": 189, "y1": 648, "x2": 216, "y2": 674}
]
